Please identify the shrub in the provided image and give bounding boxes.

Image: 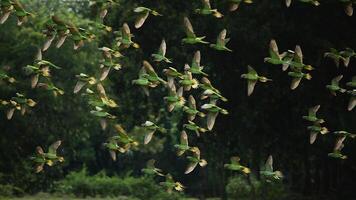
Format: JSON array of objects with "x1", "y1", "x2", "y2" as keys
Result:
[
  {"x1": 0, "y1": 184, "x2": 24, "y2": 197},
  {"x1": 226, "y1": 175, "x2": 288, "y2": 200},
  {"x1": 53, "y1": 168, "x2": 184, "y2": 200}
]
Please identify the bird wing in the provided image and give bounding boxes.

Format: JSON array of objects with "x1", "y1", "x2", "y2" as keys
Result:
[
  {"x1": 230, "y1": 156, "x2": 241, "y2": 165},
  {"x1": 217, "y1": 29, "x2": 227, "y2": 46},
  {"x1": 146, "y1": 159, "x2": 156, "y2": 169},
  {"x1": 180, "y1": 131, "x2": 189, "y2": 146},
  {"x1": 294, "y1": 45, "x2": 303, "y2": 64},
  {"x1": 143, "y1": 61, "x2": 157, "y2": 77},
  {"x1": 159, "y1": 39, "x2": 167, "y2": 56},
  {"x1": 265, "y1": 155, "x2": 273, "y2": 172},
  {"x1": 135, "y1": 11, "x2": 149, "y2": 29},
  {"x1": 144, "y1": 130, "x2": 155, "y2": 144},
  {"x1": 247, "y1": 80, "x2": 257, "y2": 96},
  {"x1": 331, "y1": 75, "x2": 343, "y2": 86},
  {"x1": 188, "y1": 95, "x2": 196, "y2": 110},
  {"x1": 183, "y1": 17, "x2": 196, "y2": 38},
  {"x1": 308, "y1": 105, "x2": 320, "y2": 117},
  {"x1": 202, "y1": 0, "x2": 212, "y2": 9},
  {"x1": 122, "y1": 23, "x2": 131, "y2": 39},
  {"x1": 207, "y1": 111, "x2": 219, "y2": 130},
  {"x1": 48, "y1": 140, "x2": 61, "y2": 154},
  {"x1": 185, "y1": 162, "x2": 198, "y2": 174}
]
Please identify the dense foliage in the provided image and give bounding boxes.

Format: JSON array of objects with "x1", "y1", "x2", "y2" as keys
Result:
[{"x1": 0, "y1": 0, "x2": 355, "y2": 199}]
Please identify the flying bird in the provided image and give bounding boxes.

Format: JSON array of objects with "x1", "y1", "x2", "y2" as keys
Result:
[
  {"x1": 195, "y1": 0, "x2": 223, "y2": 18},
  {"x1": 152, "y1": 39, "x2": 172, "y2": 63},
  {"x1": 31, "y1": 140, "x2": 64, "y2": 173},
  {"x1": 185, "y1": 147, "x2": 207, "y2": 174},
  {"x1": 182, "y1": 17, "x2": 209, "y2": 45},
  {"x1": 210, "y1": 29, "x2": 232, "y2": 52},
  {"x1": 224, "y1": 156, "x2": 251, "y2": 174},
  {"x1": 134, "y1": 6, "x2": 161, "y2": 29},
  {"x1": 240, "y1": 66, "x2": 272, "y2": 96},
  {"x1": 260, "y1": 155, "x2": 283, "y2": 182}
]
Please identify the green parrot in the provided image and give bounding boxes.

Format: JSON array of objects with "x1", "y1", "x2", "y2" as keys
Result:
[
  {"x1": 115, "y1": 23, "x2": 139, "y2": 49},
  {"x1": 174, "y1": 131, "x2": 191, "y2": 156},
  {"x1": 143, "y1": 61, "x2": 166, "y2": 85},
  {"x1": 66, "y1": 23, "x2": 88, "y2": 50},
  {"x1": 224, "y1": 156, "x2": 251, "y2": 174},
  {"x1": 183, "y1": 95, "x2": 205, "y2": 121},
  {"x1": 182, "y1": 17, "x2": 209, "y2": 44},
  {"x1": 141, "y1": 120, "x2": 166, "y2": 145},
  {"x1": 302, "y1": 105, "x2": 325, "y2": 124},
  {"x1": 37, "y1": 82, "x2": 64, "y2": 97},
  {"x1": 163, "y1": 67, "x2": 184, "y2": 90},
  {"x1": 89, "y1": 106, "x2": 116, "y2": 127},
  {"x1": 51, "y1": 15, "x2": 71, "y2": 49},
  {"x1": 31, "y1": 140, "x2": 64, "y2": 173},
  {"x1": 264, "y1": 39, "x2": 289, "y2": 70},
  {"x1": 260, "y1": 155, "x2": 283, "y2": 182},
  {"x1": 0, "y1": 69, "x2": 16, "y2": 84},
  {"x1": 134, "y1": 6, "x2": 161, "y2": 29},
  {"x1": 240, "y1": 65, "x2": 272, "y2": 96},
  {"x1": 308, "y1": 123, "x2": 329, "y2": 144},
  {"x1": 201, "y1": 103, "x2": 228, "y2": 131},
  {"x1": 195, "y1": 0, "x2": 223, "y2": 18},
  {"x1": 73, "y1": 73, "x2": 97, "y2": 94},
  {"x1": 98, "y1": 47, "x2": 122, "y2": 81},
  {"x1": 287, "y1": 45, "x2": 314, "y2": 72},
  {"x1": 185, "y1": 147, "x2": 208, "y2": 174},
  {"x1": 132, "y1": 65, "x2": 155, "y2": 96},
  {"x1": 326, "y1": 75, "x2": 346, "y2": 96},
  {"x1": 179, "y1": 64, "x2": 199, "y2": 91},
  {"x1": 0, "y1": 0, "x2": 33, "y2": 26},
  {"x1": 210, "y1": 29, "x2": 232, "y2": 52},
  {"x1": 324, "y1": 48, "x2": 349, "y2": 68},
  {"x1": 199, "y1": 77, "x2": 227, "y2": 102},
  {"x1": 328, "y1": 136, "x2": 347, "y2": 159},
  {"x1": 340, "y1": 0, "x2": 356, "y2": 16},
  {"x1": 152, "y1": 39, "x2": 172, "y2": 63},
  {"x1": 12, "y1": 0, "x2": 33, "y2": 26},
  {"x1": 24, "y1": 49, "x2": 61, "y2": 88},
  {"x1": 334, "y1": 131, "x2": 356, "y2": 139},
  {"x1": 229, "y1": 0, "x2": 253, "y2": 12},
  {"x1": 164, "y1": 82, "x2": 185, "y2": 112},
  {"x1": 104, "y1": 124, "x2": 138, "y2": 161},
  {"x1": 160, "y1": 174, "x2": 184, "y2": 194},
  {"x1": 89, "y1": 0, "x2": 118, "y2": 19},
  {"x1": 183, "y1": 120, "x2": 207, "y2": 137},
  {"x1": 141, "y1": 159, "x2": 164, "y2": 177},
  {"x1": 187, "y1": 51, "x2": 208, "y2": 76},
  {"x1": 2, "y1": 93, "x2": 36, "y2": 120},
  {"x1": 340, "y1": 48, "x2": 356, "y2": 66},
  {"x1": 287, "y1": 71, "x2": 312, "y2": 90}
]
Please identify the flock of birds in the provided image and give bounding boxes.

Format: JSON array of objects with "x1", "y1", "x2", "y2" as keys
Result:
[{"x1": 0, "y1": 0, "x2": 355, "y2": 193}]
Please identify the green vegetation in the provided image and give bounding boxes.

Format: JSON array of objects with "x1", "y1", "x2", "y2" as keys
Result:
[{"x1": 0, "y1": 0, "x2": 355, "y2": 199}]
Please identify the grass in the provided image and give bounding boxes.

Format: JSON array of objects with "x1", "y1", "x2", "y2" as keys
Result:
[{"x1": 0, "y1": 193, "x2": 134, "y2": 200}]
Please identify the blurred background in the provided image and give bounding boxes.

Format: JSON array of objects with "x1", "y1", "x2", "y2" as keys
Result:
[{"x1": 0, "y1": 0, "x2": 355, "y2": 199}]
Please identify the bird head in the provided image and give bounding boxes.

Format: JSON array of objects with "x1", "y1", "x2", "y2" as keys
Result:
[
  {"x1": 58, "y1": 156, "x2": 64, "y2": 162},
  {"x1": 242, "y1": 167, "x2": 251, "y2": 174},
  {"x1": 320, "y1": 127, "x2": 329, "y2": 135},
  {"x1": 259, "y1": 76, "x2": 272, "y2": 82},
  {"x1": 304, "y1": 65, "x2": 314, "y2": 71},
  {"x1": 240, "y1": 74, "x2": 248, "y2": 79},
  {"x1": 304, "y1": 73, "x2": 312, "y2": 80}
]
